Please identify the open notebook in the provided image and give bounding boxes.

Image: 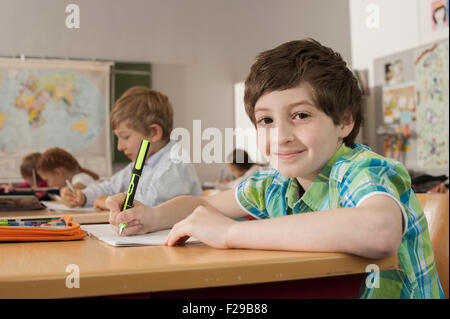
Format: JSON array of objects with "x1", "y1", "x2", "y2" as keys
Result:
[
  {"x1": 42, "y1": 201, "x2": 95, "y2": 212},
  {"x1": 81, "y1": 224, "x2": 200, "y2": 247}
]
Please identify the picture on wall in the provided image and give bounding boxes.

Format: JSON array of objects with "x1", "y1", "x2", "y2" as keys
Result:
[
  {"x1": 414, "y1": 39, "x2": 449, "y2": 168},
  {"x1": 382, "y1": 82, "x2": 416, "y2": 128},
  {"x1": 384, "y1": 60, "x2": 404, "y2": 86},
  {"x1": 0, "y1": 59, "x2": 113, "y2": 182},
  {"x1": 431, "y1": 0, "x2": 448, "y2": 31}
]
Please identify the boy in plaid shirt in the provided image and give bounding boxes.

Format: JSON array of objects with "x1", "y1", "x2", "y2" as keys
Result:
[{"x1": 107, "y1": 39, "x2": 444, "y2": 298}]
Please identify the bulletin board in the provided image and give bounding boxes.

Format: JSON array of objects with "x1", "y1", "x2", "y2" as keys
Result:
[{"x1": 373, "y1": 38, "x2": 449, "y2": 176}]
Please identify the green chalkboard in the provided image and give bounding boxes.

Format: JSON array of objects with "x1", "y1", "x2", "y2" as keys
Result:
[{"x1": 111, "y1": 62, "x2": 152, "y2": 163}]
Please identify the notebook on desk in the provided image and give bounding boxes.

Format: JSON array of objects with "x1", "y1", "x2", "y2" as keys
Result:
[
  {"x1": 41, "y1": 201, "x2": 94, "y2": 212},
  {"x1": 81, "y1": 224, "x2": 200, "y2": 247}
]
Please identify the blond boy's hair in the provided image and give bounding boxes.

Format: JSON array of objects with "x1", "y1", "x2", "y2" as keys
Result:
[{"x1": 110, "y1": 86, "x2": 174, "y2": 141}]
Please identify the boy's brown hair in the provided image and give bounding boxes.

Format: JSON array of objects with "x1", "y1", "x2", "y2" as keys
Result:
[
  {"x1": 36, "y1": 147, "x2": 100, "y2": 181},
  {"x1": 110, "y1": 86, "x2": 174, "y2": 141},
  {"x1": 244, "y1": 38, "x2": 363, "y2": 146}
]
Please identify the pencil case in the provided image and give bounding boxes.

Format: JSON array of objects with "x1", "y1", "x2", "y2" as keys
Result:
[{"x1": 0, "y1": 216, "x2": 87, "y2": 242}]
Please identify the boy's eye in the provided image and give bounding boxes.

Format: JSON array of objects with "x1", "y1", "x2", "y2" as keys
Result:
[
  {"x1": 293, "y1": 112, "x2": 310, "y2": 120},
  {"x1": 257, "y1": 117, "x2": 273, "y2": 125}
]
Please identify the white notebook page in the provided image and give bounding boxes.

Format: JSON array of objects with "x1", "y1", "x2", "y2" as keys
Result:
[{"x1": 81, "y1": 224, "x2": 200, "y2": 247}]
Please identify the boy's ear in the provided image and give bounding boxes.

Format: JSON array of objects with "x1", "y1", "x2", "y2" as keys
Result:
[
  {"x1": 148, "y1": 124, "x2": 164, "y2": 143},
  {"x1": 339, "y1": 113, "x2": 355, "y2": 139}
]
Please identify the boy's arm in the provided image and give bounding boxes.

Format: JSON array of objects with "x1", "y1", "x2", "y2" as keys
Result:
[
  {"x1": 165, "y1": 194, "x2": 403, "y2": 259},
  {"x1": 227, "y1": 194, "x2": 403, "y2": 259},
  {"x1": 106, "y1": 188, "x2": 247, "y2": 236},
  {"x1": 82, "y1": 164, "x2": 131, "y2": 207}
]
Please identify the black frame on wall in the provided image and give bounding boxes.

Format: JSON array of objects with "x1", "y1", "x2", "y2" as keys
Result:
[{"x1": 110, "y1": 62, "x2": 152, "y2": 163}]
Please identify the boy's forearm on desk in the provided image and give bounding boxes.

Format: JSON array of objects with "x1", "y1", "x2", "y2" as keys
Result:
[{"x1": 227, "y1": 204, "x2": 402, "y2": 259}]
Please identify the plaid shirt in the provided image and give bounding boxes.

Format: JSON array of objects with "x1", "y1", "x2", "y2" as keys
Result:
[{"x1": 236, "y1": 143, "x2": 444, "y2": 299}]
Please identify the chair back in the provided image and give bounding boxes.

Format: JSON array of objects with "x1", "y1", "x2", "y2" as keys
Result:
[{"x1": 416, "y1": 193, "x2": 449, "y2": 299}]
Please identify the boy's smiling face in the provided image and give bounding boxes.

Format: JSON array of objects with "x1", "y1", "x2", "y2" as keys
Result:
[{"x1": 254, "y1": 83, "x2": 354, "y2": 189}]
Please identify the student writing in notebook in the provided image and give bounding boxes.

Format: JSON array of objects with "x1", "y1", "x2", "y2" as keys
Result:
[
  {"x1": 36, "y1": 147, "x2": 99, "y2": 206},
  {"x1": 107, "y1": 39, "x2": 444, "y2": 299},
  {"x1": 62, "y1": 86, "x2": 202, "y2": 210},
  {"x1": 0, "y1": 152, "x2": 48, "y2": 192}
]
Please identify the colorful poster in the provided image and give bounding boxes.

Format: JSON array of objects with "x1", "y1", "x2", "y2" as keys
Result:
[
  {"x1": 382, "y1": 82, "x2": 416, "y2": 127},
  {"x1": 431, "y1": 0, "x2": 448, "y2": 31},
  {"x1": 414, "y1": 40, "x2": 449, "y2": 168},
  {"x1": 419, "y1": 0, "x2": 449, "y2": 44},
  {"x1": 384, "y1": 60, "x2": 404, "y2": 86}
]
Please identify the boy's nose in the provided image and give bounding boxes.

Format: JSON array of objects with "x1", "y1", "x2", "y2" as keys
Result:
[
  {"x1": 275, "y1": 123, "x2": 295, "y2": 144},
  {"x1": 117, "y1": 141, "x2": 125, "y2": 151}
]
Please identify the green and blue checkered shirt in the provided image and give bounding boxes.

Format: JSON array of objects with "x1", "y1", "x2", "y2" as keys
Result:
[{"x1": 236, "y1": 143, "x2": 444, "y2": 299}]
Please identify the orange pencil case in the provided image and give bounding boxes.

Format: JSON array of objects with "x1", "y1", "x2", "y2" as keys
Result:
[{"x1": 0, "y1": 216, "x2": 87, "y2": 242}]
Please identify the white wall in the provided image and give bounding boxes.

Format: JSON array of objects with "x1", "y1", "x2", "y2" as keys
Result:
[
  {"x1": 0, "y1": 0, "x2": 353, "y2": 182},
  {"x1": 350, "y1": 0, "x2": 449, "y2": 87}
]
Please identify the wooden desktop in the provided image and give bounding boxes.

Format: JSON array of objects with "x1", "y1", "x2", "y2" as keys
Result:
[{"x1": 0, "y1": 213, "x2": 398, "y2": 298}]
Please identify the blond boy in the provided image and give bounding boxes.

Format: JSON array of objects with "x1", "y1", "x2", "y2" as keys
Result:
[{"x1": 62, "y1": 86, "x2": 202, "y2": 209}]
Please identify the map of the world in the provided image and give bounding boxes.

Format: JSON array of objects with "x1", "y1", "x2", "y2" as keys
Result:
[{"x1": 0, "y1": 68, "x2": 106, "y2": 153}]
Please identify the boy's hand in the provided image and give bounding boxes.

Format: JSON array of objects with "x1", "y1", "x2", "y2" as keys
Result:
[
  {"x1": 106, "y1": 193, "x2": 155, "y2": 236},
  {"x1": 60, "y1": 187, "x2": 86, "y2": 207},
  {"x1": 164, "y1": 205, "x2": 237, "y2": 249},
  {"x1": 93, "y1": 194, "x2": 109, "y2": 211}
]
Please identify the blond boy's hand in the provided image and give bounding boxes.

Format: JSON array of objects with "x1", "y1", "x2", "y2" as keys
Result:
[
  {"x1": 93, "y1": 194, "x2": 109, "y2": 211},
  {"x1": 60, "y1": 187, "x2": 86, "y2": 207},
  {"x1": 163, "y1": 205, "x2": 237, "y2": 249},
  {"x1": 106, "y1": 193, "x2": 155, "y2": 236}
]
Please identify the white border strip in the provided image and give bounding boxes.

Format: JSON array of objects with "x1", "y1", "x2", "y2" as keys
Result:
[{"x1": 356, "y1": 191, "x2": 408, "y2": 236}]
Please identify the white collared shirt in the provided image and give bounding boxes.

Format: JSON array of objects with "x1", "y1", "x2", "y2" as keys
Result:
[{"x1": 82, "y1": 141, "x2": 202, "y2": 207}]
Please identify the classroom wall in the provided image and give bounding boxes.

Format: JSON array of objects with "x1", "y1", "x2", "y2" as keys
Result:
[
  {"x1": 349, "y1": 0, "x2": 449, "y2": 177},
  {"x1": 0, "y1": 0, "x2": 353, "y2": 183}
]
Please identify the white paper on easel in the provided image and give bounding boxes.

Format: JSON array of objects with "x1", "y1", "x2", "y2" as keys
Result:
[{"x1": 81, "y1": 224, "x2": 200, "y2": 247}]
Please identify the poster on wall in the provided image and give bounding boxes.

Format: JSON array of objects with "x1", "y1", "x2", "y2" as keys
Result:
[
  {"x1": 419, "y1": 0, "x2": 449, "y2": 44},
  {"x1": 414, "y1": 40, "x2": 449, "y2": 168},
  {"x1": 0, "y1": 59, "x2": 113, "y2": 182},
  {"x1": 384, "y1": 60, "x2": 404, "y2": 86},
  {"x1": 382, "y1": 82, "x2": 416, "y2": 128}
]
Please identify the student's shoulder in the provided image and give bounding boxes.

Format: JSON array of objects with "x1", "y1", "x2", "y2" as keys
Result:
[
  {"x1": 238, "y1": 167, "x2": 289, "y2": 192},
  {"x1": 331, "y1": 143, "x2": 410, "y2": 183}
]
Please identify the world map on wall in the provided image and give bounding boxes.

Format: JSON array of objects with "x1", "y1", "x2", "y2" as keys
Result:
[{"x1": 0, "y1": 68, "x2": 106, "y2": 154}]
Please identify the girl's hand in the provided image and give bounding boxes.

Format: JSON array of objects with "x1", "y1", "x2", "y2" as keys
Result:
[{"x1": 60, "y1": 187, "x2": 86, "y2": 207}]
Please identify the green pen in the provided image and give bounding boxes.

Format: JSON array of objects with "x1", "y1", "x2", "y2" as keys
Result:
[{"x1": 119, "y1": 139, "x2": 150, "y2": 236}]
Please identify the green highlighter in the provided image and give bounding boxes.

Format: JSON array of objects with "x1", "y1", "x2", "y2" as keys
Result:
[{"x1": 118, "y1": 139, "x2": 150, "y2": 236}]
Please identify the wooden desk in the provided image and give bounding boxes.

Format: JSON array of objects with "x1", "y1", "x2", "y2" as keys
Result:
[
  {"x1": 0, "y1": 235, "x2": 397, "y2": 298},
  {"x1": 0, "y1": 209, "x2": 109, "y2": 224}
]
